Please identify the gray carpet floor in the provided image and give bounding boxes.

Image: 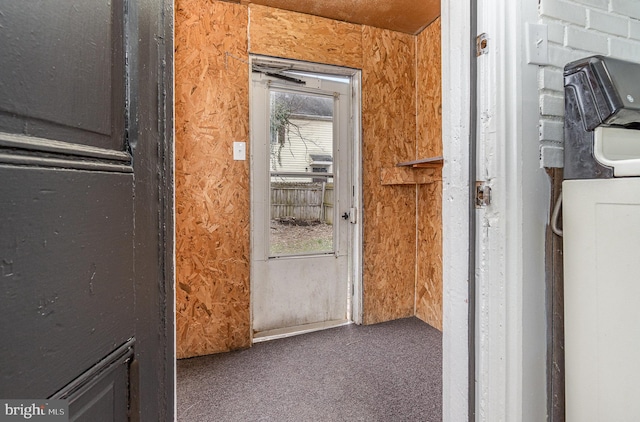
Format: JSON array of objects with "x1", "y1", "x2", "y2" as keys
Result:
[{"x1": 177, "y1": 317, "x2": 442, "y2": 421}]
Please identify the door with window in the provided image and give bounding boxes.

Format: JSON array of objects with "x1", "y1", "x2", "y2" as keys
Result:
[{"x1": 250, "y1": 60, "x2": 355, "y2": 337}]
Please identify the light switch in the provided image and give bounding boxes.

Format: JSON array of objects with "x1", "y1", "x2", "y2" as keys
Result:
[
  {"x1": 526, "y1": 23, "x2": 548, "y2": 66},
  {"x1": 233, "y1": 142, "x2": 246, "y2": 161}
]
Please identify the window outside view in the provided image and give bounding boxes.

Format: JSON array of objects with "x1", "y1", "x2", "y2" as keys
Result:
[{"x1": 268, "y1": 90, "x2": 335, "y2": 256}]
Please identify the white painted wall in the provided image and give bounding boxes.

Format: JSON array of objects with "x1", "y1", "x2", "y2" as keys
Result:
[{"x1": 538, "y1": 0, "x2": 640, "y2": 167}]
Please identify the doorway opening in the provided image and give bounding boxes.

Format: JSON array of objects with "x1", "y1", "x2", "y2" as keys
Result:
[{"x1": 249, "y1": 56, "x2": 363, "y2": 342}]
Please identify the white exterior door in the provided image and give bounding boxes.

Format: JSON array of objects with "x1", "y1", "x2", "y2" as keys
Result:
[{"x1": 250, "y1": 62, "x2": 355, "y2": 338}]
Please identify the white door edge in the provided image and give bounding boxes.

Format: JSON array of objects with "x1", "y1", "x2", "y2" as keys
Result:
[{"x1": 350, "y1": 70, "x2": 364, "y2": 326}]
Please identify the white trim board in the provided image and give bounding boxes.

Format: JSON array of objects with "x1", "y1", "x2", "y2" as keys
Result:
[{"x1": 441, "y1": 0, "x2": 472, "y2": 420}]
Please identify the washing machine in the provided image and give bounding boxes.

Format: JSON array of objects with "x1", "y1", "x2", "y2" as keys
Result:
[{"x1": 563, "y1": 56, "x2": 640, "y2": 422}]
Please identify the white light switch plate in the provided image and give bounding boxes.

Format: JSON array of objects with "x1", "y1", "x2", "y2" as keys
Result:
[
  {"x1": 233, "y1": 142, "x2": 246, "y2": 161},
  {"x1": 526, "y1": 23, "x2": 548, "y2": 66}
]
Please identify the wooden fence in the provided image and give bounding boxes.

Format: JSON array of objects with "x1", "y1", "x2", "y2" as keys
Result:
[{"x1": 270, "y1": 182, "x2": 334, "y2": 224}]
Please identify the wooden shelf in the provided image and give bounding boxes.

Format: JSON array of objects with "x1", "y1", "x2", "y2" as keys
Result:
[
  {"x1": 380, "y1": 156, "x2": 443, "y2": 185},
  {"x1": 396, "y1": 156, "x2": 443, "y2": 168},
  {"x1": 380, "y1": 166, "x2": 441, "y2": 186}
]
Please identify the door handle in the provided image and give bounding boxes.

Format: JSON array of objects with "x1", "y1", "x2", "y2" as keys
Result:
[{"x1": 342, "y1": 208, "x2": 357, "y2": 224}]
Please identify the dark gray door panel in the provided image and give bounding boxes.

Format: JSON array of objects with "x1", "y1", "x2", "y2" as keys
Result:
[
  {"x1": 53, "y1": 341, "x2": 134, "y2": 422},
  {"x1": 0, "y1": 0, "x2": 173, "y2": 418},
  {"x1": 0, "y1": 165, "x2": 134, "y2": 398},
  {"x1": 0, "y1": 0, "x2": 125, "y2": 150}
]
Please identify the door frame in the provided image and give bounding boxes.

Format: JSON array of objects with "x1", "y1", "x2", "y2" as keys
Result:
[
  {"x1": 128, "y1": 0, "x2": 175, "y2": 418},
  {"x1": 248, "y1": 55, "x2": 364, "y2": 336},
  {"x1": 441, "y1": 1, "x2": 473, "y2": 420},
  {"x1": 447, "y1": 0, "x2": 549, "y2": 420}
]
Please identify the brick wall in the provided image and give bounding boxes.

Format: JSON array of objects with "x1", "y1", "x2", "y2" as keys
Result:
[{"x1": 538, "y1": 0, "x2": 640, "y2": 167}]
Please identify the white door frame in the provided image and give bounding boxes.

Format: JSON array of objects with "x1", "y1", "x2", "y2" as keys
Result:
[
  {"x1": 476, "y1": 0, "x2": 549, "y2": 420},
  {"x1": 441, "y1": 1, "x2": 472, "y2": 420},
  {"x1": 443, "y1": 0, "x2": 549, "y2": 420},
  {"x1": 248, "y1": 56, "x2": 364, "y2": 334}
]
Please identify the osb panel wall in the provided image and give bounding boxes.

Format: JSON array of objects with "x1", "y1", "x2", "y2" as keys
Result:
[
  {"x1": 362, "y1": 27, "x2": 417, "y2": 325},
  {"x1": 416, "y1": 18, "x2": 443, "y2": 330},
  {"x1": 416, "y1": 181, "x2": 443, "y2": 329},
  {"x1": 175, "y1": 0, "x2": 251, "y2": 358},
  {"x1": 248, "y1": 5, "x2": 362, "y2": 68},
  {"x1": 417, "y1": 17, "x2": 442, "y2": 158},
  {"x1": 175, "y1": 1, "x2": 443, "y2": 359}
]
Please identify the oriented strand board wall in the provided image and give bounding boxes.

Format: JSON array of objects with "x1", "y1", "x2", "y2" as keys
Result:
[
  {"x1": 175, "y1": 1, "x2": 442, "y2": 358},
  {"x1": 249, "y1": 5, "x2": 362, "y2": 68},
  {"x1": 416, "y1": 181, "x2": 443, "y2": 329},
  {"x1": 175, "y1": 0, "x2": 251, "y2": 358},
  {"x1": 362, "y1": 27, "x2": 417, "y2": 324},
  {"x1": 417, "y1": 17, "x2": 442, "y2": 158},
  {"x1": 416, "y1": 18, "x2": 443, "y2": 329}
]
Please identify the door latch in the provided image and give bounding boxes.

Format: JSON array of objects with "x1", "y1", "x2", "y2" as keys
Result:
[
  {"x1": 342, "y1": 207, "x2": 357, "y2": 224},
  {"x1": 475, "y1": 181, "x2": 492, "y2": 208}
]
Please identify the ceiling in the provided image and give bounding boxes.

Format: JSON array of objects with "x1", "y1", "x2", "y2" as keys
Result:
[{"x1": 239, "y1": 0, "x2": 441, "y2": 35}]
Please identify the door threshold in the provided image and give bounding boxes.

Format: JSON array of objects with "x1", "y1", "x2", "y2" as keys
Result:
[{"x1": 253, "y1": 319, "x2": 351, "y2": 343}]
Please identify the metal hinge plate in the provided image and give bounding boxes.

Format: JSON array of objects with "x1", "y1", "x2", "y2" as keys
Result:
[
  {"x1": 476, "y1": 33, "x2": 488, "y2": 56},
  {"x1": 475, "y1": 181, "x2": 492, "y2": 208}
]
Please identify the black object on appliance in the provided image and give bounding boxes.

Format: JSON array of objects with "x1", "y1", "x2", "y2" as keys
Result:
[{"x1": 564, "y1": 55, "x2": 640, "y2": 180}]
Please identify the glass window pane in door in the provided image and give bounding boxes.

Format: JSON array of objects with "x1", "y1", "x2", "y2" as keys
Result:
[{"x1": 269, "y1": 90, "x2": 335, "y2": 256}]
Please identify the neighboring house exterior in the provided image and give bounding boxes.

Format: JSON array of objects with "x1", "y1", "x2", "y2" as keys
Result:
[
  {"x1": 270, "y1": 115, "x2": 333, "y2": 178},
  {"x1": 269, "y1": 115, "x2": 334, "y2": 223}
]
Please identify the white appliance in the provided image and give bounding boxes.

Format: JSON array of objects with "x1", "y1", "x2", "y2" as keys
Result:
[{"x1": 563, "y1": 57, "x2": 640, "y2": 422}]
